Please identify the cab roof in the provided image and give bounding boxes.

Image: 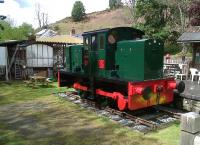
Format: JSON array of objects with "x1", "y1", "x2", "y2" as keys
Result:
[{"x1": 82, "y1": 27, "x2": 145, "y2": 36}]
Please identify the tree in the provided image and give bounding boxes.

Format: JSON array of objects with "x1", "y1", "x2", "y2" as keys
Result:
[
  {"x1": 35, "y1": 3, "x2": 49, "y2": 28},
  {"x1": 124, "y1": 0, "x2": 136, "y2": 16},
  {"x1": 158, "y1": 0, "x2": 191, "y2": 32},
  {"x1": 71, "y1": 1, "x2": 85, "y2": 22},
  {"x1": 135, "y1": 0, "x2": 170, "y2": 37},
  {"x1": 35, "y1": 3, "x2": 42, "y2": 28},
  {"x1": 134, "y1": 0, "x2": 183, "y2": 54},
  {"x1": 188, "y1": 0, "x2": 200, "y2": 26},
  {"x1": 109, "y1": 0, "x2": 122, "y2": 9},
  {"x1": 0, "y1": 21, "x2": 34, "y2": 41},
  {"x1": 18, "y1": 23, "x2": 34, "y2": 37}
]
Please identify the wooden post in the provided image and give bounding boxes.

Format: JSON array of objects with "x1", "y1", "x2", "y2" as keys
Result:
[{"x1": 57, "y1": 63, "x2": 60, "y2": 89}]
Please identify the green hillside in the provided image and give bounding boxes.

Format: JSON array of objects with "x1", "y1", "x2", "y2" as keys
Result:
[{"x1": 50, "y1": 8, "x2": 133, "y2": 34}]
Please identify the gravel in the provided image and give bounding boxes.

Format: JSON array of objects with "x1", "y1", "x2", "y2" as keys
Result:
[
  {"x1": 118, "y1": 119, "x2": 135, "y2": 126},
  {"x1": 73, "y1": 100, "x2": 82, "y2": 104},
  {"x1": 98, "y1": 110, "x2": 111, "y2": 117},
  {"x1": 110, "y1": 115, "x2": 122, "y2": 121},
  {"x1": 68, "y1": 97, "x2": 76, "y2": 101},
  {"x1": 58, "y1": 93, "x2": 67, "y2": 98},
  {"x1": 132, "y1": 125, "x2": 150, "y2": 132},
  {"x1": 157, "y1": 116, "x2": 177, "y2": 123}
]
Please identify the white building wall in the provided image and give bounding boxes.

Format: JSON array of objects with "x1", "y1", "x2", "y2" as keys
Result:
[
  {"x1": 0, "y1": 46, "x2": 7, "y2": 66},
  {"x1": 26, "y1": 44, "x2": 53, "y2": 67}
]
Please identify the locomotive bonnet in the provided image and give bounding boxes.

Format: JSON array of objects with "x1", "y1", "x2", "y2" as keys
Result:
[{"x1": 59, "y1": 27, "x2": 185, "y2": 111}]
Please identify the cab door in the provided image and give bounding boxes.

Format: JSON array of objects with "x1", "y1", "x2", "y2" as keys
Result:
[
  {"x1": 97, "y1": 33, "x2": 106, "y2": 77},
  {"x1": 88, "y1": 34, "x2": 98, "y2": 77},
  {"x1": 83, "y1": 36, "x2": 90, "y2": 75}
]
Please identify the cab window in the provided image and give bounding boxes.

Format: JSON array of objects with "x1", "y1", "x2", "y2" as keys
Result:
[
  {"x1": 91, "y1": 35, "x2": 97, "y2": 50},
  {"x1": 98, "y1": 34, "x2": 105, "y2": 49},
  {"x1": 84, "y1": 36, "x2": 90, "y2": 50}
]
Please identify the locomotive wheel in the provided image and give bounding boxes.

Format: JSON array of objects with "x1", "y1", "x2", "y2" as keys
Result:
[
  {"x1": 80, "y1": 91, "x2": 88, "y2": 99},
  {"x1": 108, "y1": 99, "x2": 117, "y2": 109},
  {"x1": 98, "y1": 96, "x2": 108, "y2": 107}
]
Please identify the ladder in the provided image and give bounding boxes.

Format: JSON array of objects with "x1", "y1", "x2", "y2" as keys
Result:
[{"x1": 15, "y1": 63, "x2": 22, "y2": 80}]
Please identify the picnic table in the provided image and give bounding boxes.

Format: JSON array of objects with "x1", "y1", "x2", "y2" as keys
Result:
[
  {"x1": 164, "y1": 63, "x2": 181, "y2": 77},
  {"x1": 24, "y1": 76, "x2": 52, "y2": 86},
  {"x1": 30, "y1": 76, "x2": 47, "y2": 84}
]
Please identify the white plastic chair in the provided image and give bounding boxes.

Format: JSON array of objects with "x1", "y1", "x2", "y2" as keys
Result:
[{"x1": 190, "y1": 68, "x2": 199, "y2": 82}]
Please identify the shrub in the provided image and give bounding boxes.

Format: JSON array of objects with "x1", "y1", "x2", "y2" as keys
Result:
[
  {"x1": 71, "y1": 1, "x2": 86, "y2": 22},
  {"x1": 109, "y1": 0, "x2": 122, "y2": 9}
]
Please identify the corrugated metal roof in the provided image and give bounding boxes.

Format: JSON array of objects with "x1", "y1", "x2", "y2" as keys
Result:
[
  {"x1": 186, "y1": 26, "x2": 200, "y2": 33},
  {"x1": 0, "y1": 40, "x2": 26, "y2": 46},
  {"x1": 36, "y1": 29, "x2": 57, "y2": 37},
  {"x1": 177, "y1": 32, "x2": 200, "y2": 43},
  {"x1": 36, "y1": 35, "x2": 83, "y2": 44},
  {"x1": 177, "y1": 26, "x2": 200, "y2": 43}
]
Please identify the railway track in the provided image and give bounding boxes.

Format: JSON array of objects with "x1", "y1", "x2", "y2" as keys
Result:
[{"x1": 57, "y1": 91, "x2": 185, "y2": 133}]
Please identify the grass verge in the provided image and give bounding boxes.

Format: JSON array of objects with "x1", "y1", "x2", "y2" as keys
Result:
[{"x1": 0, "y1": 81, "x2": 180, "y2": 145}]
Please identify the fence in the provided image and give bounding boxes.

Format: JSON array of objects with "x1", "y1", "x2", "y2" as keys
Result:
[
  {"x1": 164, "y1": 56, "x2": 192, "y2": 64},
  {"x1": 163, "y1": 56, "x2": 192, "y2": 78}
]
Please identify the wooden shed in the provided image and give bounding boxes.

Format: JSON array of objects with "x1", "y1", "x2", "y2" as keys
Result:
[
  {"x1": 177, "y1": 26, "x2": 200, "y2": 69},
  {"x1": 0, "y1": 34, "x2": 83, "y2": 80}
]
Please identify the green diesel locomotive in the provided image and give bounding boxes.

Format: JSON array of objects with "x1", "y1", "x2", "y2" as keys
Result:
[{"x1": 59, "y1": 27, "x2": 184, "y2": 111}]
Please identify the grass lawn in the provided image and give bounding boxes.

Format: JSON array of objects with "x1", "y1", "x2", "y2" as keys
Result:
[{"x1": 0, "y1": 81, "x2": 180, "y2": 145}]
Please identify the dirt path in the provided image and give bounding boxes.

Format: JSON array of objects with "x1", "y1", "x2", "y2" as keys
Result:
[{"x1": 0, "y1": 95, "x2": 167, "y2": 145}]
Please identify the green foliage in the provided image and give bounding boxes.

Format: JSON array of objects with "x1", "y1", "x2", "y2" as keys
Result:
[
  {"x1": 109, "y1": 0, "x2": 122, "y2": 9},
  {"x1": 135, "y1": 0, "x2": 183, "y2": 54},
  {"x1": 0, "y1": 21, "x2": 34, "y2": 41},
  {"x1": 54, "y1": 25, "x2": 60, "y2": 32},
  {"x1": 71, "y1": 1, "x2": 86, "y2": 22},
  {"x1": 188, "y1": 0, "x2": 200, "y2": 26},
  {"x1": 136, "y1": 0, "x2": 167, "y2": 28},
  {"x1": 164, "y1": 44, "x2": 181, "y2": 54}
]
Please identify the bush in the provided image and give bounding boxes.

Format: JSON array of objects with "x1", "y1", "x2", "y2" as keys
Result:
[
  {"x1": 109, "y1": 0, "x2": 122, "y2": 9},
  {"x1": 164, "y1": 44, "x2": 181, "y2": 55},
  {"x1": 71, "y1": 1, "x2": 86, "y2": 22}
]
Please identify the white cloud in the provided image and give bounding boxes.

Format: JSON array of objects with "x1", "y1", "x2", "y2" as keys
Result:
[{"x1": 0, "y1": 0, "x2": 109, "y2": 28}]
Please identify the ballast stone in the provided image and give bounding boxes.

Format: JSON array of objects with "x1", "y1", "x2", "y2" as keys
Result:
[{"x1": 181, "y1": 112, "x2": 200, "y2": 133}]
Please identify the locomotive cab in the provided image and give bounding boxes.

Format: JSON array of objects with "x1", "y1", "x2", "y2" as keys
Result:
[{"x1": 82, "y1": 27, "x2": 144, "y2": 78}]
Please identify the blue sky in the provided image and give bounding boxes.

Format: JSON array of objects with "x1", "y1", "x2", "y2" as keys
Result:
[
  {"x1": 0, "y1": 0, "x2": 111, "y2": 28},
  {"x1": 14, "y1": 0, "x2": 30, "y2": 8}
]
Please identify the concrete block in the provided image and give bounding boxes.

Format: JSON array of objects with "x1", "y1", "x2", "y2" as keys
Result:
[
  {"x1": 194, "y1": 133, "x2": 200, "y2": 145},
  {"x1": 180, "y1": 131, "x2": 199, "y2": 145},
  {"x1": 181, "y1": 112, "x2": 200, "y2": 133}
]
